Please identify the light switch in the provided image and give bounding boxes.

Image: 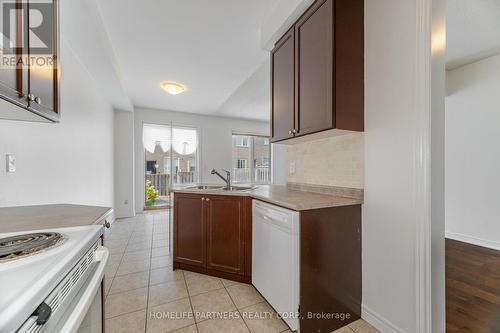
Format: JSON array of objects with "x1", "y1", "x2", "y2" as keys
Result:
[
  {"x1": 289, "y1": 161, "x2": 296, "y2": 175},
  {"x1": 6, "y1": 154, "x2": 15, "y2": 173}
]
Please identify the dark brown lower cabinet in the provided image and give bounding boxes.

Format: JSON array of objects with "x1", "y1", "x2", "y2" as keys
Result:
[
  {"x1": 173, "y1": 193, "x2": 252, "y2": 283},
  {"x1": 300, "y1": 205, "x2": 362, "y2": 332}
]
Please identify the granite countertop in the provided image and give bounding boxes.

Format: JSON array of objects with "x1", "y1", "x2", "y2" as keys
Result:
[
  {"x1": 0, "y1": 204, "x2": 113, "y2": 233},
  {"x1": 173, "y1": 183, "x2": 363, "y2": 211}
]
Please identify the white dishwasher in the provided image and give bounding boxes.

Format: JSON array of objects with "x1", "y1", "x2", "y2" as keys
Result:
[{"x1": 252, "y1": 200, "x2": 300, "y2": 331}]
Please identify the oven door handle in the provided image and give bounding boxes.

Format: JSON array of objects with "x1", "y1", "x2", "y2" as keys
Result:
[{"x1": 57, "y1": 246, "x2": 109, "y2": 333}]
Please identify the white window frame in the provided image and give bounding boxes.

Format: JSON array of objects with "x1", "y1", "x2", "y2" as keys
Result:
[{"x1": 232, "y1": 133, "x2": 271, "y2": 184}]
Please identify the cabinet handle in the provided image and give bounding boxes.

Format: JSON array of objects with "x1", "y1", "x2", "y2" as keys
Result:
[
  {"x1": 34, "y1": 96, "x2": 42, "y2": 104},
  {"x1": 201, "y1": 197, "x2": 205, "y2": 201},
  {"x1": 292, "y1": 129, "x2": 298, "y2": 134},
  {"x1": 288, "y1": 130, "x2": 292, "y2": 135},
  {"x1": 206, "y1": 198, "x2": 210, "y2": 201},
  {"x1": 27, "y1": 93, "x2": 35, "y2": 102}
]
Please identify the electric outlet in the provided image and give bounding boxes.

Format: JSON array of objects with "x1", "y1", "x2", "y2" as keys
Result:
[
  {"x1": 6, "y1": 154, "x2": 15, "y2": 173},
  {"x1": 289, "y1": 161, "x2": 296, "y2": 175},
  {"x1": 124, "y1": 200, "x2": 129, "y2": 205}
]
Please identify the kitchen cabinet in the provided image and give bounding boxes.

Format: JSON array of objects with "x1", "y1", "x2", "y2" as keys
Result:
[
  {"x1": 173, "y1": 194, "x2": 205, "y2": 267},
  {"x1": 0, "y1": 0, "x2": 60, "y2": 122},
  {"x1": 300, "y1": 205, "x2": 362, "y2": 332},
  {"x1": 271, "y1": 0, "x2": 364, "y2": 142},
  {"x1": 271, "y1": 28, "x2": 295, "y2": 142},
  {"x1": 173, "y1": 193, "x2": 252, "y2": 282}
]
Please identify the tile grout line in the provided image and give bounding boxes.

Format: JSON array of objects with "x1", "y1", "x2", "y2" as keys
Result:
[
  {"x1": 223, "y1": 283, "x2": 252, "y2": 332},
  {"x1": 144, "y1": 213, "x2": 156, "y2": 333},
  {"x1": 182, "y1": 270, "x2": 200, "y2": 333}
]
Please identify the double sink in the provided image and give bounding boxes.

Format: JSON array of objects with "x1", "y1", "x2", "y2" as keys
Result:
[{"x1": 188, "y1": 185, "x2": 255, "y2": 192}]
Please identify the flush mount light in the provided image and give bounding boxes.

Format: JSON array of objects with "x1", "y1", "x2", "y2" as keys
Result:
[{"x1": 160, "y1": 81, "x2": 187, "y2": 95}]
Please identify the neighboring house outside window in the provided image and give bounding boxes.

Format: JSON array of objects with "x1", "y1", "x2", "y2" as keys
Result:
[{"x1": 232, "y1": 134, "x2": 271, "y2": 184}]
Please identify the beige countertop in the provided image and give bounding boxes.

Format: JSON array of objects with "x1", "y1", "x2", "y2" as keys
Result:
[
  {"x1": 173, "y1": 184, "x2": 363, "y2": 211},
  {"x1": 0, "y1": 204, "x2": 113, "y2": 233}
]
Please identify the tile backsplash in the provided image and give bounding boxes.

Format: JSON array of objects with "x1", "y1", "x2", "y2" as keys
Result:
[{"x1": 286, "y1": 132, "x2": 364, "y2": 188}]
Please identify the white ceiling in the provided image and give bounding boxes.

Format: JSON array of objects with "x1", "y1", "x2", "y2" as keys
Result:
[
  {"x1": 96, "y1": 0, "x2": 276, "y2": 118},
  {"x1": 447, "y1": 0, "x2": 500, "y2": 69}
]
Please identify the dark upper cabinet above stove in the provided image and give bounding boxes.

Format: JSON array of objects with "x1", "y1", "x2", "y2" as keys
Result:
[
  {"x1": 0, "y1": 0, "x2": 60, "y2": 123},
  {"x1": 271, "y1": 0, "x2": 364, "y2": 143}
]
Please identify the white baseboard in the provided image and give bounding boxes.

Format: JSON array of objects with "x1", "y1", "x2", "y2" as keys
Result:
[
  {"x1": 445, "y1": 231, "x2": 500, "y2": 251},
  {"x1": 361, "y1": 305, "x2": 406, "y2": 333}
]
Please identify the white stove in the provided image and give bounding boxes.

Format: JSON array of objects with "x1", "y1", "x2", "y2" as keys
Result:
[{"x1": 0, "y1": 225, "x2": 108, "y2": 333}]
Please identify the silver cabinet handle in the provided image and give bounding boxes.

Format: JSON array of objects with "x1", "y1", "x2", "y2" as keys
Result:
[
  {"x1": 27, "y1": 93, "x2": 35, "y2": 102},
  {"x1": 288, "y1": 130, "x2": 292, "y2": 135},
  {"x1": 34, "y1": 96, "x2": 42, "y2": 104},
  {"x1": 292, "y1": 129, "x2": 298, "y2": 134},
  {"x1": 206, "y1": 198, "x2": 210, "y2": 201},
  {"x1": 201, "y1": 197, "x2": 205, "y2": 201}
]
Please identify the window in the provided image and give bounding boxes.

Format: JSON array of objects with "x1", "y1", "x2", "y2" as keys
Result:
[
  {"x1": 235, "y1": 136, "x2": 249, "y2": 147},
  {"x1": 237, "y1": 159, "x2": 247, "y2": 169},
  {"x1": 232, "y1": 134, "x2": 271, "y2": 184}
]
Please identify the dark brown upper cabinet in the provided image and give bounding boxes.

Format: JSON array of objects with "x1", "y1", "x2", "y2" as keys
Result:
[
  {"x1": 271, "y1": 28, "x2": 295, "y2": 142},
  {"x1": 271, "y1": 0, "x2": 364, "y2": 143},
  {"x1": 0, "y1": 0, "x2": 60, "y2": 123}
]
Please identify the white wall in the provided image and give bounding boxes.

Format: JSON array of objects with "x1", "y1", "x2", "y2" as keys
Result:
[
  {"x1": 0, "y1": 40, "x2": 114, "y2": 208},
  {"x1": 445, "y1": 54, "x2": 500, "y2": 250},
  {"x1": 114, "y1": 110, "x2": 135, "y2": 218},
  {"x1": 133, "y1": 107, "x2": 269, "y2": 212}
]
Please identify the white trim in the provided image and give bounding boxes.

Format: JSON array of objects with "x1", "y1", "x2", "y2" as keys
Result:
[
  {"x1": 362, "y1": 305, "x2": 406, "y2": 333},
  {"x1": 445, "y1": 232, "x2": 500, "y2": 251},
  {"x1": 414, "y1": 0, "x2": 433, "y2": 332}
]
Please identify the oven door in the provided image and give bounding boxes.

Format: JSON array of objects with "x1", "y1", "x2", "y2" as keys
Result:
[{"x1": 53, "y1": 246, "x2": 109, "y2": 333}]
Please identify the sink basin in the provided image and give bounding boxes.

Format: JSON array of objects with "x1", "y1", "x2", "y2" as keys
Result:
[
  {"x1": 222, "y1": 186, "x2": 255, "y2": 191},
  {"x1": 188, "y1": 185, "x2": 224, "y2": 190}
]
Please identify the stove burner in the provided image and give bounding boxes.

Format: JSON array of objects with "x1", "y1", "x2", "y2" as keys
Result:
[{"x1": 0, "y1": 232, "x2": 66, "y2": 263}]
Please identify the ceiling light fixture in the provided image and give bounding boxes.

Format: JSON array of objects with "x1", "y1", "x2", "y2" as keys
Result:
[{"x1": 160, "y1": 81, "x2": 187, "y2": 95}]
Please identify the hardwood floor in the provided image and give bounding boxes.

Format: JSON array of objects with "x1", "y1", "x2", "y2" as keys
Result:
[{"x1": 446, "y1": 239, "x2": 500, "y2": 333}]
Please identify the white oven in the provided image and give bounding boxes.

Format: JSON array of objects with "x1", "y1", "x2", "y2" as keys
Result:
[{"x1": 17, "y1": 242, "x2": 109, "y2": 333}]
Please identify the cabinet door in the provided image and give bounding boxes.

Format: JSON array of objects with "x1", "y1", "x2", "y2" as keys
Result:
[
  {"x1": 174, "y1": 194, "x2": 205, "y2": 267},
  {"x1": 295, "y1": 0, "x2": 334, "y2": 136},
  {"x1": 271, "y1": 28, "x2": 295, "y2": 142},
  {"x1": 0, "y1": 0, "x2": 28, "y2": 106},
  {"x1": 27, "y1": 0, "x2": 60, "y2": 117},
  {"x1": 205, "y1": 196, "x2": 245, "y2": 275}
]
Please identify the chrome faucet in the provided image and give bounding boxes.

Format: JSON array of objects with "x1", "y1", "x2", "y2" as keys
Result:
[{"x1": 211, "y1": 169, "x2": 231, "y2": 189}]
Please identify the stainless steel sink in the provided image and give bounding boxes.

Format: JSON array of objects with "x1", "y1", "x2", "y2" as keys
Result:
[
  {"x1": 188, "y1": 185, "x2": 224, "y2": 190},
  {"x1": 222, "y1": 186, "x2": 255, "y2": 191}
]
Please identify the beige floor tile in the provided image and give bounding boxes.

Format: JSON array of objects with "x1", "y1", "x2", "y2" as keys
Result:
[
  {"x1": 105, "y1": 262, "x2": 120, "y2": 279},
  {"x1": 150, "y1": 267, "x2": 184, "y2": 285},
  {"x1": 152, "y1": 246, "x2": 171, "y2": 258},
  {"x1": 196, "y1": 312, "x2": 249, "y2": 333},
  {"x1": 147, "y1": 298, "x2": 195, "y2": 333},
  {"x1": 122, "y1": 249, "x2": 151, "y2": 261},
  {"x1": 348, "y1": 319, "x2": 380, "y2": 333},
  {"x1": 240, "y1": 302, "x2": 287, "y2": 333},
  {"x1": 170, "y1": 324, "x2": 197, "y2": 333},
  {"x1": 153, "y1": 233, "x2": 169, "y2": 241},
  {"x1": 105, "y1": 309, "x2": 146, "y2": 333},
  {"x1": 116, "y1": 258, "x2": 151, "y2": 276},
  {"x1": 126, "y1": 242, "x2": 152, "y2": 253},
  {"x1": 149, "y1": 280, "x2": 189, "y2": 307},
  {"x1": 221, "y1": 278, "x2": 245, "y2": 288},
  {"x1": 109, "y1": 271, "x2": 149, "y2": 295},
  {"x1": 226, "y1": 284, "x2": 265, "y2": 309},
  {"x1": 185, "y1": 274, "x2": 224, "y2": 296},
  {"x1": 104, "y1": 278, "x2": 113, "y2": 296},
  {"x1": 151, "y1": 255, "x2": 173, "y2": 269},
  {"x1": 332, "y1": 325, "x2": 355, "y2": 333},
  {"x1": 152, "y1": 239, "x2": 169, "y2": 248},
  {"x1": 190, "y1": 288, "x2": 236, "y2": 322},
  {"x1": 105, "y1": 287, "x2": 148, "y2": 318}
]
